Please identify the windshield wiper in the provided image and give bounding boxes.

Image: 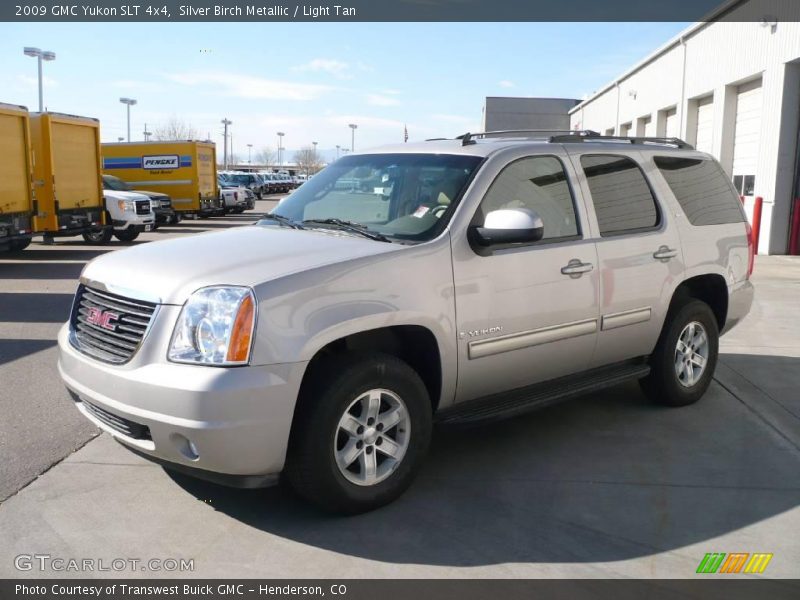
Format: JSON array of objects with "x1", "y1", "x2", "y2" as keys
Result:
[
  {"x1": 301, "y1": 218, "x2": 391, "y2": 242},
  {"x1": 261, "y1": 213, "x2": 303, "y2": 229}
]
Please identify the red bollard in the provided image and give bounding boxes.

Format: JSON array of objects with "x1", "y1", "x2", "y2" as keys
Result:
[
  {"x1": 751, "y1": 196, "x2": 763, "y2": 253},
  {"x1": 789, "y1": 198, "x2": 800, "y2": 256}
]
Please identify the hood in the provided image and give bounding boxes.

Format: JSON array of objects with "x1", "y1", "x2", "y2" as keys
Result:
[
  {"x1": 133, "y1": 189, "x2": 170, "y2": 201},
  {"x1": 80, "y1": 225, "x2": 402, "y2": 305},
  {"x1": 104, "y1": 190, "x2": 149, "y2": 202}
]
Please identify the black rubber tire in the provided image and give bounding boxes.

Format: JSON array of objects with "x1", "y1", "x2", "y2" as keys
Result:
[
  {"x1": 640, "y1": 299, "x2": 719, "y2": 407},
  {"x1": 285, "y1": 352, "x2": 432, "y2": 514},
  {"x1": 82, "y1": 229, "x2": 113, "y2": 244},
  {"x1": 114, "y1": 228, "x2": 139, "y2": 242},
  {"x1": 8, "y1": 238, "x2": 32, "y2": 252}
]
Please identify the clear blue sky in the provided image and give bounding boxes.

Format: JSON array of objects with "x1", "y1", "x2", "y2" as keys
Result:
[{"x1": 3, "y1": 22, "x2": 688, "y2": 161}]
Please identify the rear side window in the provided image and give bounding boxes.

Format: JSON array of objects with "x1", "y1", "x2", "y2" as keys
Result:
[
  {"x1": 580, "y1": 155, "x2": 659, "y2": 236},
  {"x1": 654, "y1": 156, "x2": 745, "y2": 225}
]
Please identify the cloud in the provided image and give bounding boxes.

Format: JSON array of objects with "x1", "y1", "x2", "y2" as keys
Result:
[
  {"x1": 498, "y1": 80, "x2": 515, "y2": 88},
  {"x1": 381, "y1": 89, "x2": 401, "y2": 96},
  {"x1": 293, "y1": 58, "x2": 352, "y2": 79},
  {"x1": 366, "y1": 93, "x2": 401, "y2": 107},
  {"x1": 166, "y1": 72, "x2": 332, "y2": 101},
  {"x1": 17, "y1": 74, "x2": 57, "y2": 88}
]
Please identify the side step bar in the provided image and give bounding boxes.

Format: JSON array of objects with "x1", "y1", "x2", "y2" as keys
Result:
[{"x1": 436, "y1": 361, "x2": 651, "y2": 426}]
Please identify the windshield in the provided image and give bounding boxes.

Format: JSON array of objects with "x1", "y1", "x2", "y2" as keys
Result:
[
  {"x1": 230, "y1": 174, "x2": 253, "y2": 185},
  {"x1": 103, "y1": 175, "x2": 131, "y2": 191},
  {"x1": 269, "y1": 153, "x2": 481, "y2": 242}
]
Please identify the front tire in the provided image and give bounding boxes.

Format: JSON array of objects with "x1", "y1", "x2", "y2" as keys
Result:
[
  {"x1": 641, "y1": 299, "x2": 719, "y2": 407},
  {"x1": 286, "y1": 353, "x2": 432, "y2": 514},
  {"x1": 113, "y1": 228, "x2": 139, "y2": 242},
  {"x1": 82, "y1": 228, "x2": 113, "y2": 244}
]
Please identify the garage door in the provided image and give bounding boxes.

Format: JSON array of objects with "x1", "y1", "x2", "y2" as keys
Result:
[
  {"x1": 664, "y1": 108, "x2": 679, "y2": 138},
  {"x1": 732, "y1": 79, "x2": 763, "y2": 198},
  {"x1": 694, "y1": 96, "x2": 714, "y2": 154}
]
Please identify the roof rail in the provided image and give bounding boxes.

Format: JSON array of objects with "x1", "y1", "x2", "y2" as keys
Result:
[
  {"x1": 549, "y1": 132, "x2": 694, "y2": 150},
  {"x1": 455, "y1": 129, "x2": 601, "y2": 146}
]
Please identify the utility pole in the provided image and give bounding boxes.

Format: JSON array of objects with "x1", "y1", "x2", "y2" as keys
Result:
[
  {"x1": 143, "y1": 123, "x2": 151, "y2": 141},
  {"x1": 349, "y1": 123, "x2": 357, "y2": 152},
  {"x1": 221, "y1": 118, "x2": 232, "y2": 169}
]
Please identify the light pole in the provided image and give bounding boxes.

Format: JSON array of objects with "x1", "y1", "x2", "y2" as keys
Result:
[
  {"x1": 143, "y1": 123, "x2": 151, "y2": 141},
  {"x1": 119, "y1": 97, "x2": 137, "y2": 142},
  {"x1": 117, "y1": 137, "x2": 124, "y2": 142},
  {"x1": 247, "y1": 143, "x2": 253, "y2": 164},
  {"x1": 221, "y1": 118, "x2": 232, "y2": 169},
  {"x1": 277, "y1": 132, "x2": 285, "y2": 166},
  {"x1": 23, "y1": 47, "x2": 56, "y2": 112},
  {"x1": 348, "y1": 123, "x2": 357, "y2": 152},
  {"x1": 335, "y1": 144, "x2": 340, "y2": 159}
]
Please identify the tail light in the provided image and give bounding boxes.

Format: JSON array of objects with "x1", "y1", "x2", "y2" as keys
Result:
[{"x1": 745, "y1": 220, "x2": 755, "y2": 278}]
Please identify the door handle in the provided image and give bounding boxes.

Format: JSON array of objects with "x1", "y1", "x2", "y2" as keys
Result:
[
  {"x1": 653, "y1": 246, "x2": 678, "y2": 260},
  {"x1": 561, "y1": 259, "x2": 594, "y2": 276}
]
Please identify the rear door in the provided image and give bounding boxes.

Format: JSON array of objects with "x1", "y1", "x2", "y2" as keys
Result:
[
  {"x1": 451, "y1": 152, "x2": 600, "y2": 402},
  {"x1": 51, "y1": 120, "x2": 102, "y2": 211},
  {"x1": 568, "y1": 150, "x2": 685, "y2": 368}
]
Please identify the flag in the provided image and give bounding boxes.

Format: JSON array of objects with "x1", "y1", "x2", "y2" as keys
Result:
[{"x1": 404, "y1": 124, "x2": 408, "y2": 143}]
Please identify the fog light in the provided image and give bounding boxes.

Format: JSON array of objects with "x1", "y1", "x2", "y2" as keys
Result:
[{"x1": 171, "y1": 433, "x2": 199, "y2": 460}]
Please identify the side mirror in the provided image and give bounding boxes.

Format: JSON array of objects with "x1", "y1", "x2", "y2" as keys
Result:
[{"x1": 471, "y1": 208, "x2": 544, "y2": 247}]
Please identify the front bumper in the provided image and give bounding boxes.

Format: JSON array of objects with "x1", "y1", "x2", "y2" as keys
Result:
[
  {"x1": 153, "y1": 207, "x2": 175, "y2": 223},
  {"x1": 57, "y1": 322, "x2": 307, "y2": 482}
]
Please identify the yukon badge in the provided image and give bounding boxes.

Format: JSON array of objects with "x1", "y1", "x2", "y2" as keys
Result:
[{"x1": 459, "y1": 326, "x2": 503, "y2": 340}]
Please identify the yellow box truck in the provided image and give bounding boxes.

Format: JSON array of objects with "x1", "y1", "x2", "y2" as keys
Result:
[
  {"x1": 101, "y1": 141, "x2": 222, "y2": 217},
  {"x1": 0, "y1": 103, "x2": 35, "y2": 252},
  {"x1": 29, "y1": 112, "x2": 107, "y2": 240}
]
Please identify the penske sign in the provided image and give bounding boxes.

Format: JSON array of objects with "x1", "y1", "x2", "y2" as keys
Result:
[{"x1": 142, "y1": 155, "x2": 179, "y2": 170}]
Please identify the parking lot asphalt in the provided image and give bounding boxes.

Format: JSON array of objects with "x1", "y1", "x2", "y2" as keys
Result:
[
  {"x1": 1, "y1": 212, "x2": 799, "y2": 579},
  {"x1": 0, "y1": 200, "x2": 279, "y2": 502}
]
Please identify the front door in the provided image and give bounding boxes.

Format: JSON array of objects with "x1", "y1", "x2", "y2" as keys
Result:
[{"x1": 451, "y1": 154, "x2": 600, "y2": 403}]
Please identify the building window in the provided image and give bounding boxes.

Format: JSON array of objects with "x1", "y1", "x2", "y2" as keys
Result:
[{"x1": 580, "y1": 154, "x2": 659, "y2": 236}]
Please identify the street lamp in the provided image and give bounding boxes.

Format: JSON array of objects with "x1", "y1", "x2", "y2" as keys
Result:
[
  {"x1": 23, "y1": 47, "x2": 56, "y2": 112},
  {"x1": 277, "y1": 132, "x2": 285, "y2": 166},
  {"x1": 221, "y1": 118, "x2": 232, "y2": 169},
  {"x1": 117, "y1": 137, "x2": 124, "y2": 142},
  {"x1": 247, "y1": 143, "x2": 253, "y2": 164},
  {"x1": 119, "y1": 97, "x2": 137, "y2": 142},
  {"x1": 348, "y1": 123, "x2": 357, "y2": 152},
  {"x1": 335, "y1": 144, "x2": 340, "y2": 159}
]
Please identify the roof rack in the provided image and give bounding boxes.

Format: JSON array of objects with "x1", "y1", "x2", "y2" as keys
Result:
[
  {"x1": 549, "y1": 132, "x2": 694, "y2": 150},
  {"x1": 455, "y1": 129, "x2": 600, "y2": 146}
]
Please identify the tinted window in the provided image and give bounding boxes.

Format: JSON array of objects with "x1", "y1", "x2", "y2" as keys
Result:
[
  {"x1": 654, "y1": 156, "x2": 745, "y2": 225},
  {"x1": 581, "y1": 155, "x2": 659, "y2": 235},
  {"x1": 478, "y1": 156, "x2": 578, "y2": 241}
]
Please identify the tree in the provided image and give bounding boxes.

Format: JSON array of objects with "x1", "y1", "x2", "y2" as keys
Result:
[
  {"x1": 152, "y1": 116, "x2": 197, "y2": 141},
  {"x1": 293, "y1": 146, "x2": 324, "y2": 176},
  {"x1": 256, "y1": 146, "x2": 277, "y2": 166}
]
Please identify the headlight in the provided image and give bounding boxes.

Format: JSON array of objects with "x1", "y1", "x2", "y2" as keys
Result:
[
  {"x1": 168, "y1": 286, "x2": 256, "y2": 366},
  {"x1": 117, "y1": 199, "x2": 135, "y2": 212}
]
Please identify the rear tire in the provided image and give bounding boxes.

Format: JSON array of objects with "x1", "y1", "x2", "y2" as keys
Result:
[
  {"x1": 113, "y1": 228, "x2": 139, "y2": 242},
  {"x1": 286, "y1": 353, "x2": 432, "y2": 514},
  {"x1": 640, "y1": 299, "x2": 719, "y2": 407},
  {"x1": 82, "y1": 229, "x2": 113, "y2": 244}
]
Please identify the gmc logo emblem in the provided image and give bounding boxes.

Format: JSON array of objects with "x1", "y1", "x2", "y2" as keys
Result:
[{"x1": 86, "y1": 307, "x2": 120, "y2": 331}]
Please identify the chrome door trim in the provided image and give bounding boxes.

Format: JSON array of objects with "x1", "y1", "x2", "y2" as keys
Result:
[
  {"x1": 468, "y1": 318, "x2": 598, "y2": 360},
  {"x1": 601, "y1": 307, "x2": 652, "y2": 331}
]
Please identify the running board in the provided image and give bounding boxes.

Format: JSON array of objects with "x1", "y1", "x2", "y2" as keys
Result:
[{"x1": 437, "y1": 361, "x2": 651, "y2": 426}]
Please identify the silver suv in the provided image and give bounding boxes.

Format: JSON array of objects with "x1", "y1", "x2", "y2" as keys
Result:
[{"x1": 58, "y1": 131, "x2": 754, "y2": 514}]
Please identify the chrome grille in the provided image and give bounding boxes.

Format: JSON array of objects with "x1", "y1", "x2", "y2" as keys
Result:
[
  {"x1": 135, "y1": 200, "x2": 151, "y2": 215},
  {"x1": 70, "y1": 284, "x2": 157, "y2": 364}
]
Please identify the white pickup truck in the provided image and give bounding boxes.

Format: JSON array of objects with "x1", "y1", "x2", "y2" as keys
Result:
[{"x1": 82, "y1": 190, "x2": 155, "y2": 244}]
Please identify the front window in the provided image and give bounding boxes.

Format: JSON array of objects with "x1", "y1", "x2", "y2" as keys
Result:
[
  {"x1": 229, "y1": 174, "x2": 254, "y2": 185},
  {"x1": 103, "y1": 175, "x2": 131, "y2": 191},
  {"x1": 268, "y1": 153, "x2": 482, "y2": 242}
]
